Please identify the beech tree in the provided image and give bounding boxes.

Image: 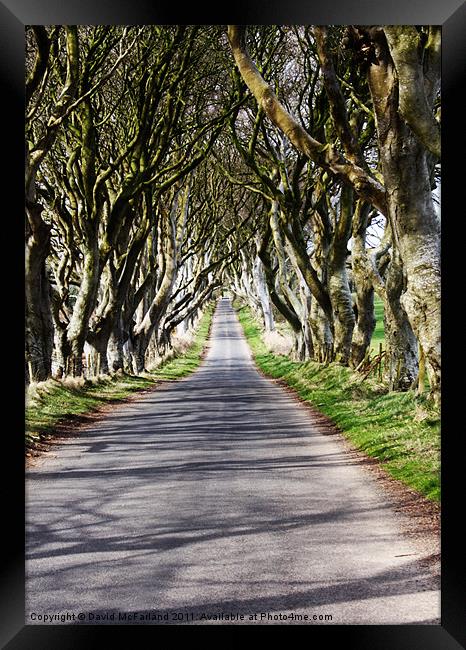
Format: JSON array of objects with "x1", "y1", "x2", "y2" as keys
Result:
[
  {"x1": 25, "y1": 24, "x2": 441, "y2": 406},
  {"x1": 362, "y1": 26, "x2": 441, "y2": 400},
  {"x1": 26, "y1": 26, "x2": 80, "y2": 381},
  {"x1": 227, "y1": 24, "x2": 441, "y2": 402},
  {"x1": 35, "y1": 26, "x2": 243, "y2": 377}
]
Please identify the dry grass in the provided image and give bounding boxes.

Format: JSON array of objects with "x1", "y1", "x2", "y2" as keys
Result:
[
  {"x1": 146, "y1": 329, "x2": 196, "y2": 372},
  {"x1": 262, "y1": 329, "x2": 293, "y2": 356},
  {"x1": 26, "y1": 374, "x2": 121, "y2": 409}
]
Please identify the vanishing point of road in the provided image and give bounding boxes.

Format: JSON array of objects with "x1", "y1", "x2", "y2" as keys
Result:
[{"x1": 26, "y1": 298, "x2": 439, "y2": 625}]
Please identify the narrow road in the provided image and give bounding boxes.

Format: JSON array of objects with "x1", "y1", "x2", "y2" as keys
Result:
[{"x1": 26, "y1": 299, "x2": 439, "y2": 625}]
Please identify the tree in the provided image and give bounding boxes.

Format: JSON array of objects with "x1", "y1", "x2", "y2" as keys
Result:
[
  {"x1": 26, "y1": 26, "x2": 79, "y2": 381},
  {"x1": 361, "y1": 26, "x2": 441, "y2": 401},
  {"x1": 25, "y1": 24, "x2": 441, "y2": 405},
  {"x1": 227, "y1": 24, "x2": 441, "y2": 401}
]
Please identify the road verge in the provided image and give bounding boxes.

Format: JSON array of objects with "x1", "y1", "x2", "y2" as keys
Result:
[{"x1": 236, "y1": 305, "x2": 440, "y2": 503}]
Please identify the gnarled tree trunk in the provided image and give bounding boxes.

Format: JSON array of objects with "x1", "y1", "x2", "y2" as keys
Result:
[
  {"x1": 327, "y1": 185, "x2": 355, "y2": 365},
  {"x1": 350, "y1": 202, "x2": 376, "y2": 368},
  {"x1": 252, "y1": 252, "x2": 275, "y2": 333},
  {"x1": 25, "y1": 201, "x2": 54, "y2": 382},
  {"x1": 107, "y1": 318, "x2": 125, "y2": 372},
  {"x1": 367, "y1": 27, "x2": 440, "y2": 401},
  {"x1": 66, "y1": 241, "x2": 101, "y2": 376},
  {"x1": 132, "y1": 199, "x2": 180, "y2": 373},
  {"x1": 383, "y1": 248, "x2": 418, "y2": 390}
]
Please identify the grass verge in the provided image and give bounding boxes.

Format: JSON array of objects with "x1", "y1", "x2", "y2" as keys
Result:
[
  {"x1": 237, "y1": 305, "x2": 440, "y2": 502},
  {"x1": 25, "y1": 304, "x2": 214, "y2": 452}
]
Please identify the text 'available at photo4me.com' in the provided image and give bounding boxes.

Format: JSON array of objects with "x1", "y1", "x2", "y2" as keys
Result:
[{"x1": 29, "y1": 610, "x2": 334, "y2": 624}]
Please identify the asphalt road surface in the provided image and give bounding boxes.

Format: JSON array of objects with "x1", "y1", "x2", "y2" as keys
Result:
[{"x1": 26, "y1": 298, "x2": 439, "y2": 625}]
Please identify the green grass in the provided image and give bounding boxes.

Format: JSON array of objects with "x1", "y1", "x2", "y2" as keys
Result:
[
  {"x1": 26, "y1": 305, "x2": 214, "y2": 450},
  {"x1": 237, "y1": 305, "x2": 440, "y2": 502},
  {"x1": 370, "y1": 294, "x2": 385, "y2": 353}
]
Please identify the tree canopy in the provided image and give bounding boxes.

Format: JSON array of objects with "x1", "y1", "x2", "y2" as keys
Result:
[{"x1": 25, "y1": 24, "x2": 441, "y2": 403}]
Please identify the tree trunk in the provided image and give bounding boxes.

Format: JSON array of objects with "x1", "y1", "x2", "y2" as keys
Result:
[
  {"x1": 309, "y1": 300, "x2": 333, "y2": 362},
  {"x1": 25, "y1": 203, "x2": 54, "y2": 382},
  {"x1": 107, "y1": 319, "x2": 125, "y2": 372},
  {"x1": 53, "y1": 324, "x2": 71, "y2": 379},
  {"x1": 269, "y1": 212, "x2": 315, "y2": 362},
  {"x1": 65, "y1": 241, "x2": 101, "y2": 377},
  {"x1": 350, "y1": 280, "x2": 375, "y2": 369},
  {"x1": 328, "y1": 269, "x2": 355, "y2": 365},
  {"x1": 131, "y1": 332, "x2": 149, "y2": 375},
  {"x1": 257, "y1": 235, "x2": 303, "y2": 347},
  {"x1": 350, "y1": 202, "x2": 376, "y2": 368},
  {"x1": 297, "y1": 273, "x2": 314, "y2": 360},
  {"x1": 367, "y1": 30, "x2": 440, "y2": 401},
  {"x1": 133, "y1": 200, "x2": 179, "y2": 363},
  {"x1": 252, "y1": 253, "x2": 275, "y2": 332},
  {"x1": 327, "y1": 186, "x2": 355, "y2": 365},
  {"x1": 156, "y1": 327, "x2": 172, "y2": 358},
  {"x1": 68, "y1": 340, "x2": 84, "y2": 377},
  {"x1": 270, "y1": 204, "x2": 304, "y2": 325},
  {"x1": 86, "y1": 333, "x2": 110, "y2": 376},
  {"x1": 291, "y1": 329, "x2": 306, "y2": 362},
  {"x1": 238, "y1": 252, "x2": 263, "y2": 321},
  {"x1": 383, "y1": 249, "x2": 418, "y2": 390},
  {"x1": 306, "y1": 204, "x2": 334, "y2": 361}
]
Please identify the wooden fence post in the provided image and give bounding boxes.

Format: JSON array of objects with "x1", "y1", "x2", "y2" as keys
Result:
[
  {"x1": 396, "y1": 358, "x2": 402, "y2": 389},
  {"x1": 417, "y1": 341, "x2": 426, "y2": 395},
  {"x1": 379, "y1": 343, "x2": 383, "y2": 381}
]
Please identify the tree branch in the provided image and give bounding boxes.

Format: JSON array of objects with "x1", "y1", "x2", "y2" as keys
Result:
[
  {"x1": 384, "y1": 26, "x2": 441, "y2": 160},
  {"x1": 227, "y1": 25, "x2": 387, "y2": 216}
]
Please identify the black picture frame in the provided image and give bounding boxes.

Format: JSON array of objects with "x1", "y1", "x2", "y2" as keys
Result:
[{"x1": 4, "y1": 1, "x2": 465, "y2": 647}]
